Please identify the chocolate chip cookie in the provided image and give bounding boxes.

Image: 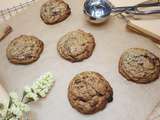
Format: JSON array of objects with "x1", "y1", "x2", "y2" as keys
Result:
[
  {"x1": 6, "y1": 35, "x2": 44, "y2": 64},
  {"x1": 57, "y1": 29, "x2": 95, "y2": 62},
  {"x1": 68, "y1": 71, "x2": 113, "y2": 114},
  {"x1": 119, "y1": 48, "x2": 160, "y2": 84},
  {"x1": 40, "y1": 0, "x2": 71, "y2": 24}
]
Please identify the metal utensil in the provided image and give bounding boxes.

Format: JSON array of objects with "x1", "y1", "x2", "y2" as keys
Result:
[{"x1": 83, "y1": 0, "x2": 160, "y2": 23}]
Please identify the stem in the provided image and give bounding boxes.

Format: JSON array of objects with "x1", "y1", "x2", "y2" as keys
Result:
[
  {"x1": 21, "y1": 92, "x2": 26, "y2": 102},
  {"x1": 24, "y1": 100, "x2": 32, "y2": 104},
  {"x1": 5, "y1": 113, "x2": 14, "y2": 120}
]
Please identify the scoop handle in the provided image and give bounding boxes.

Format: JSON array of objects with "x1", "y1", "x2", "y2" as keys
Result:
[
  {"x1": 127, "y1": 10, "x2": 160, "y2": 15},
  {"x1": 111, "y1": 2, "x2": 160, "y2": 15},
  {"x1": 137, "y1": 2, "x2": 160, "y2": 7}
]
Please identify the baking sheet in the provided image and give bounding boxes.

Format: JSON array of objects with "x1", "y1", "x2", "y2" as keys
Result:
[{"x1": 1, "y1": 0, "x2": 160, "y2": 120}]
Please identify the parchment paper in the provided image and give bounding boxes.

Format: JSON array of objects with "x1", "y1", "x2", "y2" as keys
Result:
[{"x1": 1, "y1": 0, "x2": 160, "y2": 120}]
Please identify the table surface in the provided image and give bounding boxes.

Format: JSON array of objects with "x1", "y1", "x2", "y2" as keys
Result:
[{"x1": 1, "y1": 0, "x2": 160, "y2": 120}]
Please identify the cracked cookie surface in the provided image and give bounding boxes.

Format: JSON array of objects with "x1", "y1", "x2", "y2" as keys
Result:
[
  {"x1": 57, "y1": 29, "x2": 95, "y2": 62},
  {"x1": 40, "y1": 0, "x2": 71, "y2": 24},
  {"x1": 7, "y1": 35, "x2": 44, "y2": 64},
  {"x1": 68, "y1": 71, "x2": 113, "y2": 114},
  {"x1": 119, "y1": 48, "x2": 160, "y2": 83}
]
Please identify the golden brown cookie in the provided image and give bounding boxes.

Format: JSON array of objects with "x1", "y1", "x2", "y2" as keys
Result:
[
  {"x1": 6, "y1": 35, "x2": 44, "y2": 64},
  {"x1": 40, "y1": 0, "x2": 71, "y2": 25},
  {"x1": 68, "y1": 71, "x2": 113, "y2": 114},
  {"x1": 57, "y1": 29, "x2": 95, "y2": 62},
  {"x1": 119, "y1": 48, "x2": 160, "y2": 84}
]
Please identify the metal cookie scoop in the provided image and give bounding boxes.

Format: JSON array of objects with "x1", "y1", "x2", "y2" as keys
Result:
[{"x1": 83, "y1": 0, "x2": 160, "y2": 23}]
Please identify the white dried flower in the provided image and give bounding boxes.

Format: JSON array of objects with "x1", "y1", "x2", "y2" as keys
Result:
[
  {"x1": 3, "y1": 72, "x2": 54, "y2": 120},
  {"x1": 24, "y1": 72, "x2": 55, "y2": 102},
  {"x1": 0, "y1": 101, "x2": 8, "y2": 118},
  {"x1": 9, "y1": 117, "x2": 18, "y2": 120},
  {"x1": 25, "y1": 91, "x2": 39, "y2": 101},
  {"x1": 24, "y1": 86, "x2": 32, "y2": 93},
  {"x1": 10, "y1": 92, "x2": 19, "y2": 101},
  {"x1": 6, "y1": 92, "x2": 30, "y2": 119}
]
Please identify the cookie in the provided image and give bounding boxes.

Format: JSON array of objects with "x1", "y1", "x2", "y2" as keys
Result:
[
  {"x1": 57, "y1": 29, "x2": 95, "y2": 62},
  {"x1": 6, "y1": 35, "x2": 44, "y2": 64},
  {"x1": 40, "y1": 0, "x2": 71, "y2": 24},
  {"x1": 68, "y1": 71, "x2": 113, "y2": 114},
  {"x1": 0, "y1": 24, "x2": 12, "y2": 41},
  {"x1": 119, "y1": 48, "x2": 160, "y2": 84}
]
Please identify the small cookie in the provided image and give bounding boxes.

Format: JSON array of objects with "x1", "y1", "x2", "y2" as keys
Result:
[
  {"x1": 57, "y1": 29, "x2": 95, "y2": 62},
  {"x1": 0, "y1": 24, "x2": 12, "y2": 41},
  {"x1": 119, "y1": 48, "x2": 160, "y2": 84},
  {"x1": 68, "y1": 71, "x2": 113, "y2": 114},
  {"x1": 40, "y1": 0, "x2": 71, "y2": 24},
  {"x1": 6, "y1": 35, "x2": 44, "y2": 64}
]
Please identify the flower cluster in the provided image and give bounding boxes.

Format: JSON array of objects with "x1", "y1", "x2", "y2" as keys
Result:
[
  {"x1": 24, "y1": 72, "x2": 55, "y2": 102},
  {"x1": 0, "y1": 72, "x2": 55, "y2": 120},
  {"x1": 5, "y1": 92, "x2": 30, "y2": 120},
  {"x1": 0, "y1": 101, "x2": 8, "y2": 118}
]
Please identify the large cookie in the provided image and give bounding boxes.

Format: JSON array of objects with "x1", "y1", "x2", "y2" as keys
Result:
[
  {"x1": 6, "y1": 35, "x2": 44, "y2": 64},
  {"x1": 119, "y1": 48, "x2": 160, "y2": 84},
  {"x1": 57, "y1": 30, "x2": 95, "y2": 62},
  {"x1": 40, "y1": 0, "x2": 71, "y2": 24},
  {"x1": 68, "y1": 71, "x2": 113, "y2": 114}
]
